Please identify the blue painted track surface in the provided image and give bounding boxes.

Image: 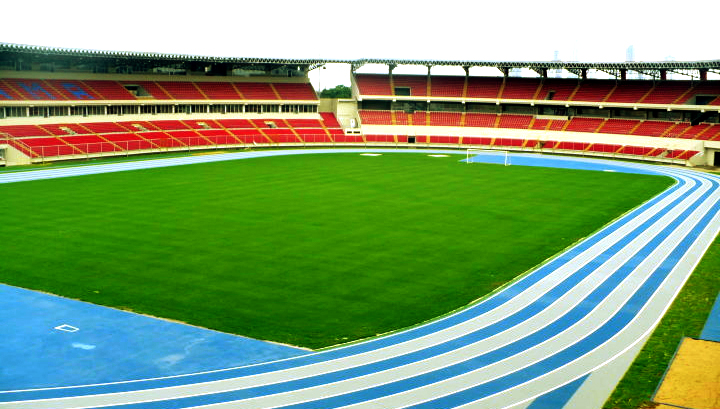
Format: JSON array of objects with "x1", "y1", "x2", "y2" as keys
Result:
[
  {"x1": 1, "y1": 149, "x2": 718, "y2": 409},
  {"x1": 0, "y1": 285, "x2": 308, "y2": 389}
]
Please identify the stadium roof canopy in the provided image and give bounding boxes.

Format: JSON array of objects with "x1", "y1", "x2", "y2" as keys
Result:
[{"x1": 2, "y1": 42, "x2": 720, "y2": 79}]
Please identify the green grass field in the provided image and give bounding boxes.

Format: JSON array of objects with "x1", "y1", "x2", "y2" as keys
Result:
[{"x1": 0, "y1": 153, "x2": 672, "y2": 349}]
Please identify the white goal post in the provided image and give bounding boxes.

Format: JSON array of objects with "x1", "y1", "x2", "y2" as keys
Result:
[{"x1": 466, "y1": 149, "x2": 510, "y2": 166}]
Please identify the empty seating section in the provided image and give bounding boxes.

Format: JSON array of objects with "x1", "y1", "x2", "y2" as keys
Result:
[
  {"x1": 82, "y1": 122, "x2": 131, "y2": 133},
  {"x1": 4, "y1": 79, "x2": 66, "y2": 100},
  {"x1": 530, "y1": 119, "x2": 550, "y2": 130},
  {"x1": 642, "y1": 82, "x2": 692, "y2": 104},
  {"x1": 157, "y1": 82, "x2": 206, "y2": 99},
  {"x1": 40, "y1": 123, "x2": 95, "y2": 135},
  {"x1": 217, "y1": 119, "x2": 254, "y2": 128},
  {"x1": 295, "y1": 128, "x2": 332, "y2": 143},
  {"x1": 498, "y1": 115, "x2": 532, "y2": 129},
  {"x1": 0, "y1": 125, "x2": 51, "y2": 137},
  {"x1": 501, "y1": 78, "x2": 541, "y2": 100},
  {"x1": 411, "y1": 112, "x2": 427, "y2": 126},
  {"x1": 196, "y1": 82, "x2": 242, "y2": 99},
  {"x1": 0, "y1": 79, "x2": 315, "y2": 101},
  {"x1": 355, "y1": 74, "x2": 392, "y2": 95},
  {"x1": 463, "y1": 136, "x2": 493, "y2": 145},
  {"x1": 465, "y1": 113, "x2": 497, "y2": 127},
  {"x1": 392, "y1": 75, "x2": 428, "y2": 97},
  {"x1": 597, "y1": 119, "x2": 639, "y2": 135},
  {"x1": 429, "y1": 136, "x2": 460, "y2": 144},
  {"x1": 234, "y1": 83, "x2": 278, "y2": 100},
  {"x1": 565, "y1": 117, "x2": 603, "y2": 133},
  {"x1": 631, "y1": 121, "x2": 674, "y2": 137},
  {"x1": 359, "y1": 110, "x2": 392, "y2": 125},
  {"x1": 0, "y1": 80, "x2": 23, "y2": 100},
  {"x1": 606, "y1": 81, "x2": 653, "y2": 103},
  {"x1": 586, "y1": 143, "x2": 622, "y2": 153},
  {"x1": 82, "y1": 80, "x2": 135, "y2": 100},
  {"x1": 394, "y1": 112, "x2": 409, "y2": 125},
  {"x1": 118, "y1": 121, "x2": 161, "y2": 132},
  {"x1": 466, "y1": 77, "x2": 503, "y2": 98},
  {"x1": 273, "y1": 83, "x2": 317, "y2": 100},
  {"x1": 229, "y1": 129, "x2": 267, "y2": 144},
  {"x1": 152, "y1": 120, "x2": 192, "y2": 131},
  {"x1": 286, "y1": 119, "x2": 323, "y2": 128},
  {"x1": 196, "y1": 129, "x2": 237, "y2": 145},
  {"x1": 429, "y1": 112, "x2": 461, "y2": 126},
  {"x1": 0, "y1": 113, "x2": 343, "y2": 157},
  {"x1": 537, "y1": 80, "x2": 578, "y2": 101},
  {"x1": 45, "y1": 80, "x2": 101, "y2": 100},
  {"x1": 122, "y1": 81, "x2": 172, "y2": 99},
  {"x1": 19, "y1": 137, "x2": 78, "y2": 156},
  {"x1": 679, "y1": 82, "x2": 720, "y2": 105},
  {"x1": 136, "y1": 131, "x2": 181, "y2": 148},
  {"x1": 102, "y1": 133, "x2": 156, "y2": 150},
  {"x1": 320, "y1": 113, "x2": 341, "y2": 127},
  {"x1": 571, "y1": 81, "x2": 615, "y2": 102},
  {"x1": 431, "y1": 76, "x2": 465, "y2": 97},
  {"x1": 494, "y1": 138, "x2": 525, "y2": 147},
  {"x1": 61, "y1": 135, "x2": 121, "y2": 153},
  {"x1": 547, "y1": 120, "x2": 568, "y2": 131}
]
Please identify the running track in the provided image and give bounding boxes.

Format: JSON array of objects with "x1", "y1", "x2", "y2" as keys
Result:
[{"x1": 1, "y1": 149, "x2": 719, "y2": 409}]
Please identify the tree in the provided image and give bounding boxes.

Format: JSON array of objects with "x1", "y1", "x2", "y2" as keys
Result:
[{"x1": 319, "y1": 85, "x2": 351, "y2": 99}]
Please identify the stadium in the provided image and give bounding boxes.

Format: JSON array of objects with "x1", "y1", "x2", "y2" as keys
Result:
[{"x1": 1, "y1": 20, "x2": 720, "y2": 409}]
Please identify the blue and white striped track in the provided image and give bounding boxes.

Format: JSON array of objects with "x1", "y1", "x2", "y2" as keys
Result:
[{"x1": 1, "y1": 149, "x2": 719, "y2": 409}]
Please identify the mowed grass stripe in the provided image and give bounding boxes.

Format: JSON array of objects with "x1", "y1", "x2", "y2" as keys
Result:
[{"x1": 0, "y1": 153, "x2": 673, "y2": 348}]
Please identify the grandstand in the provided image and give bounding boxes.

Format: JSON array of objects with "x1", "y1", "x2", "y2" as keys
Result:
[{"x1": 1, "y1": 43, "x2": 720, "y2": 167}]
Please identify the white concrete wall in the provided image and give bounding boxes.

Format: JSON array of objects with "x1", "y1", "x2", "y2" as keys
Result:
[{"x1": 1, "y1": 144, "x2": 31, "y2": 166}]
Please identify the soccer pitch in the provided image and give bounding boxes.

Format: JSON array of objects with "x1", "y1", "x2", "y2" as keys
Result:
[{"x1": 0, "y1": 153, "x2": 673, "y2": 349}]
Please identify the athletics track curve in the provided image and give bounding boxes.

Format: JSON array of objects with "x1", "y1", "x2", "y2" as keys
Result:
[{"x1": 1, "y1": 149, "x2": 719, "y2": 409}]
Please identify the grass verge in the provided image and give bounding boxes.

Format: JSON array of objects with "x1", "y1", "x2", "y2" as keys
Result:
[{"x1": 604, "y1": 235, "x2": 720, "y2": 408}]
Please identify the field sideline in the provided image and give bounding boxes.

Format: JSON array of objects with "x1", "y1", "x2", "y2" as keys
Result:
[{"x1": 0, "y1": 152, "x2": 672, "y2": 349}]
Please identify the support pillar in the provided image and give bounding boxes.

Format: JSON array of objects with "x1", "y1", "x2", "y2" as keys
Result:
[
  {"x1": 660, "y1": 70, "x2": 667, "y2": 80},
  {"x1": 700, "y1": 69, "x2": 708, "y2": 81},
  {"x1": 620, "y1": 69, "x2": 627, "y2": 80}
]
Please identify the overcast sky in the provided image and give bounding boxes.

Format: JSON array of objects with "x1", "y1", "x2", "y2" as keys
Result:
[{"x1": 3, "y1": 0, "x2": 718, "y2": 89}]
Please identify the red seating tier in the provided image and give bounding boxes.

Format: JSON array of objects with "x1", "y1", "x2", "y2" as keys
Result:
[
  {"x1": 605, "y1": 81, "x2": 653, "y2": 103},
  {"x1": 272, "y1": 83, "x2": 317, "y2": 100},
  {"x1": 355, "y1": 74, "x2": 392, "y2": 96},
  {"x1": 82, "y1": 80, "x2": 135, "y2": 100},
  {"x1": 392, "y1": 75, "x2": 428, "y2": 97},
  {"x1": 501, "y1": 78, "x2": 541, "y2": 100},
  {"x1": 431, "y1": 77, "x2": 465, "y2": 97},
  {"x1": 498, "y1": 115, "x2": 532, "y2": 129},
  {"x1": 466, "y1": 77, "x2": 503, "y2": 99},
  {"x1": 157, "y1": 82, "x2": 206, "y2": 99},
  {"x1": 320, "y1": 113, "x2": 341, "y2": 127},
  {"x1": 631, "y1": 121, "x2": 674, "y2": 137},
  {"x1": 429, "y1": 112, "x2": 461, "y2": 127},
  {"x1": 597, "y1": 119, "x2": 639, "y2": 135},
  {"x1": 565, "y1": 117, "x2": 604, "y2": 133},
  {"x1": 234, "y1": 83, "x2": 278, "y2": 100},
  {"x1": 537, "y1": 80, "x2": 578, "y2": 101},
  {"x1": 571, "y1": 81, "x2": 615, "y2": 102},
  {"x1": 0, "y1": 125, "x2": 52, "y2": 137}
]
